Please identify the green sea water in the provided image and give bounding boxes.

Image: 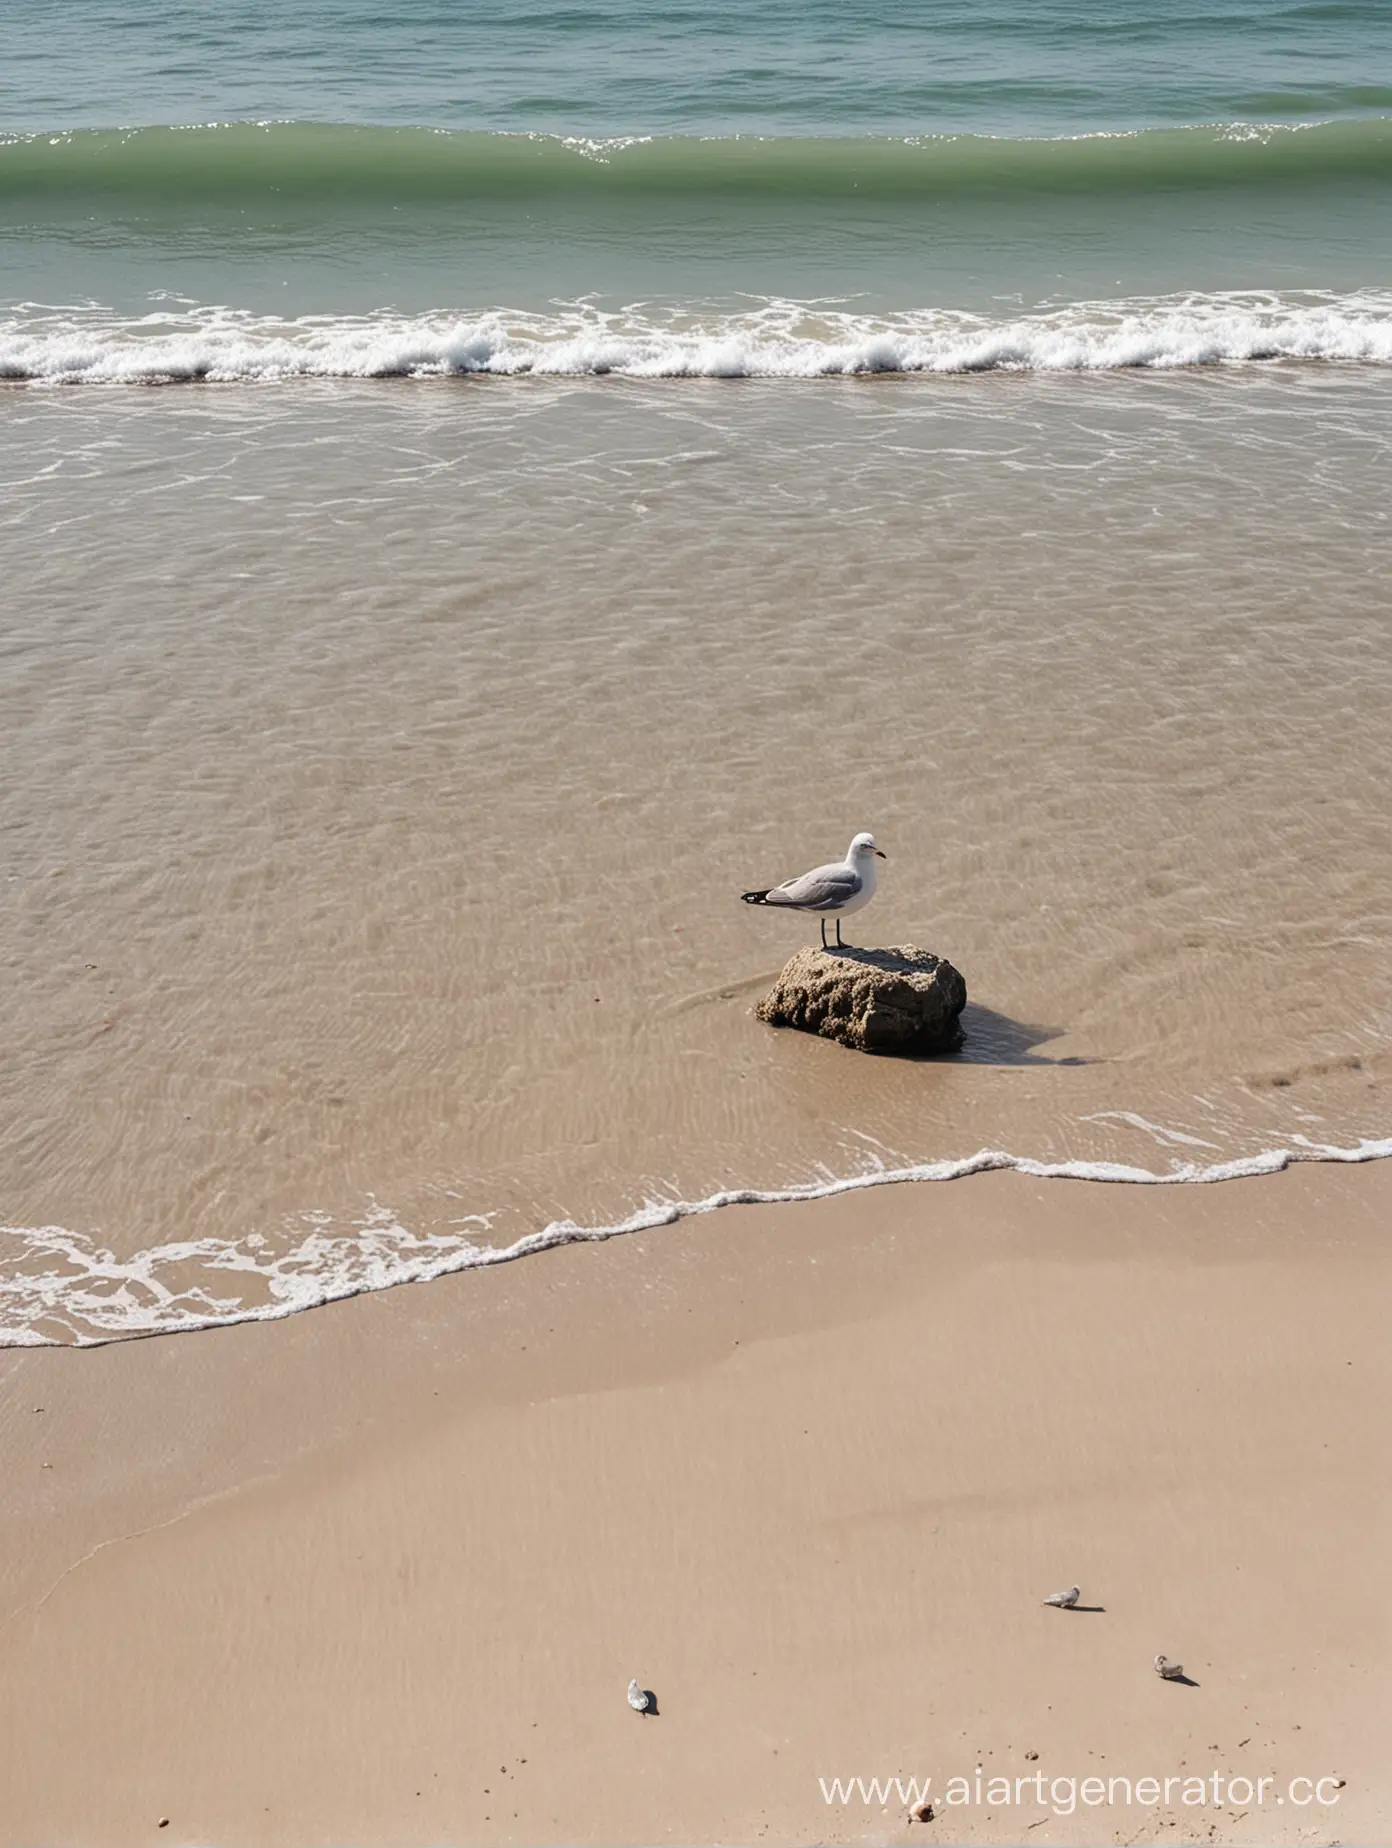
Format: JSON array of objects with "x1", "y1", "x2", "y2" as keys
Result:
[
  {"x1": 3, "y1": 0, "x2": 1392, "y2": 368},
  {"x1": 7, "y1": 0, "x2": 1392, "y2": 138}
]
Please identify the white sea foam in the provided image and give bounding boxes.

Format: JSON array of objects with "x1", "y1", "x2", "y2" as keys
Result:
[
  {"x1": 4, "y1": 290, "x2": 1392, "y2": 384},
  {"x1": 4, "y1": 1135, "x2": 1390, "y2": 1348}
]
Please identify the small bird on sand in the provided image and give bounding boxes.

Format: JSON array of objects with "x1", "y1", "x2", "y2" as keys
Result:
[
  {"x1": 741, "y1": 831, "x2": 887, "y2": 949},
  {"x1": 1043, "y1": 1585, "x2": 1081, "y2": 1608},
  {"x1": 627, "y1": 1679, "x2": 652, "y2": 1712},
  {"x1": 1154, "y1": 1655, "x2": 1185, "y2": 1679}
]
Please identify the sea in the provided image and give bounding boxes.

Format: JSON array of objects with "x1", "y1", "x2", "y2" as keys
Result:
[{"x1": 3, "y1": 0, "x2": 1391, "y2": 1343}]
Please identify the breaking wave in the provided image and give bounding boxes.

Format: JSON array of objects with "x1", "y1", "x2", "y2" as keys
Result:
[{"x1": 5, "y1": 290, "x2": 1392, "y2": 383}]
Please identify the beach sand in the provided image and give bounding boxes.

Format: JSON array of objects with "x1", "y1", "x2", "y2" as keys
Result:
[{"x1": 1, "y1": 1159, "x2": 1387, "y2": 1845}]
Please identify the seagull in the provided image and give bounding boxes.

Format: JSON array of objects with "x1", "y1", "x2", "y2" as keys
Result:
[
  {"x1": 627, "y1": 1679, "x2": 652, "y2": 1713},
  {"x1": 741, "y1": 832, "x2": 887, "y2": 949},
  {"x1": 1043, "y1": 1585, "x2": 1081, "y2": 1608},
  {"x1": 1154, "y1": 1655, "x2": 1185, "y2": 1679}
]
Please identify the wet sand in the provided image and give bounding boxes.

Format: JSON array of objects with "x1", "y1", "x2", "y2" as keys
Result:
[{"x1": 2, "y1": 1158, "x2": 1387, "y2": 1845}]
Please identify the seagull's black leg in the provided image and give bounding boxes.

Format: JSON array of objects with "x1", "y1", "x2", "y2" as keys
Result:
[
  {"x1": 836, "y1": 918, "x2": 844, "y2": 948},
  {"x1": 820, "y1": 917, "x2": 828, "y2": 949}
]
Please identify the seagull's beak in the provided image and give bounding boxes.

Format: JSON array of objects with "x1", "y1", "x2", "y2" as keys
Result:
[{"x1": 875, "y1": 848, "x2": 887, "y2": 859}]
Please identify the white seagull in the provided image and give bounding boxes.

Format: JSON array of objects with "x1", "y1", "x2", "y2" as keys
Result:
[
  {"x1": 1043, "y1": 1585, "x2": 1081, "y2": 1608},
  {"x1": 627, "y1": 1679, "x2": 652, "y2": 1712},
  {"x1": 741, "y1": 831, "x2": 887, "y2": 949},
  {"x1": 1154, "y1": 1655, "x2": 1185, "y2": 1680}
]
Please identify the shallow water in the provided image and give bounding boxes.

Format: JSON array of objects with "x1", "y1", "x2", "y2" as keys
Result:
[{"x1": 3, "y1": 369, "x2": 1390, "y2": 1341}]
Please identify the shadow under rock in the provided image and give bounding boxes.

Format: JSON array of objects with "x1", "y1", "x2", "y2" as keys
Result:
[
  {"x1": 811, "y1": 948, "x2": 1091, "y2": 1068},
  {"x1": 956, "y1": 1001, "x2": 1092, "y2": 1067}
]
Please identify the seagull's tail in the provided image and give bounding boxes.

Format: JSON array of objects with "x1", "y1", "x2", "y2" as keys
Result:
[{"x1": 741, "y1": 889, "x2": 771, "y2": 906}]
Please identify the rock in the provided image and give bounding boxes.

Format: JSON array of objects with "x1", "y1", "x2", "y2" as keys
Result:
[
  {"x1": 756, "y1": 945, "x2": 967, "y2": 1055},
  {"x1": 910, "y1": 1799, "x2": 935, "y2": 1822}
]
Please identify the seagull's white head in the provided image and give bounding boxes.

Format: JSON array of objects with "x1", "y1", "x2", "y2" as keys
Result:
[{"x1": 849, "y1": 831, "x2": 887, "y2": 862}]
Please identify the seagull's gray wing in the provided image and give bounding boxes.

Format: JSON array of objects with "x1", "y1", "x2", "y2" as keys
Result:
[{"x1": 763, "y1": 860, "x2": 862, "y2": 911}]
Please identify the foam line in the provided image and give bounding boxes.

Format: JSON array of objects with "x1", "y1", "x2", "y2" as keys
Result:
[
  {"x1": 5, "y1": 290, "x2": 1392, "y2": 383},
  {"x1": 3, "y1": 1135, "x2": 1390, "y2": 1348}
]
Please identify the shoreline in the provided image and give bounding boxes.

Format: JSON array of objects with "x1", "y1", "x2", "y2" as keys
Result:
[
  {"x1": 2, "y1": 1158, "x2": 1388, "y2": 1844},
  {"x1": 7, "y1": 1134, "x2": 1392, "y2": 1349}
]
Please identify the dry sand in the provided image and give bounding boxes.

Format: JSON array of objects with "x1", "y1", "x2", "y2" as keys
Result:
[{"x1": 1, "y1": 1160, "x2": 1388, "y2": 1845}]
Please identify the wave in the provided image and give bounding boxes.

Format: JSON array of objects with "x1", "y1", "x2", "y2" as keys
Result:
[
  {"x1": 4, "y1": 1134, "x2": 1391, "y2": 1347},
  {"x1": 3, "y1": 117, "x2": 1391, "y2": 211},
  {"x1": 4, "y1": 291, "x2": 1392, "y2": 382}
]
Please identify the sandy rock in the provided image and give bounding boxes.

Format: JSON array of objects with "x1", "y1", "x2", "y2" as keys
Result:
[{"x1": 755, "y1": 944, "x2": 967, "y2": 1054}]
